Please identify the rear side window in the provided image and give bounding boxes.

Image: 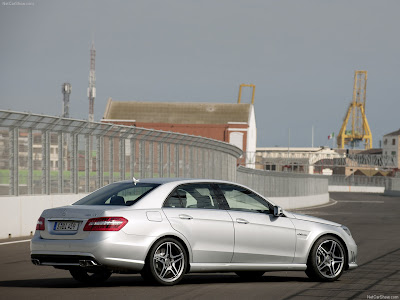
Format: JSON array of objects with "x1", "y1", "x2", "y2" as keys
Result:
[
  {"x1": 73, "y1": 182, "x2": 160, "y2": 206},
  {"x1": 164, "y1": 184, "x2": 219, "y2": 209}
]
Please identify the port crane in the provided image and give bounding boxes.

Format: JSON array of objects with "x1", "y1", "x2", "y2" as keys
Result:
[{"x1": 337, "y1": 70, "x2": 372, "y2": 149}]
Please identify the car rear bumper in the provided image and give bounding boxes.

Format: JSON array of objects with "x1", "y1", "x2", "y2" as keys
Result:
[{"x1": 30, "y1": 231, "x2": 155, "y2": 271}]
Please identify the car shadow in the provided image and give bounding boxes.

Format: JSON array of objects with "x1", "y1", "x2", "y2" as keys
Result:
[{"x1": 0, "y1": 273, "x2": 311, "y2": 288}]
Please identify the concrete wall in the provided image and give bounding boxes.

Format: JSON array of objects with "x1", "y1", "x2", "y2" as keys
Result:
[
  {"x1": 0, "y1": 169, "x2": 331, "y2": 239},
  {"x1": 237, "y1": 166, "x2": 328, "y2": 197},
  {"x1": 329, "y1": 186, "x2": 385, "y2": 193},
  {"x1": 269, "y1": 193, "x2": 330, "y2": 210},
  {"x1": 236, "y1": 166, "x2": 330, "y2": 210},
  {"x1": 0, "y1": 192, "x2": 331, "y2": 240},
  {"x1": 0, "y1": 194, "x2": 86, "y2": 239},
  {"x1": 384, "y1": 177, "x2": 400, "y2": 196}
]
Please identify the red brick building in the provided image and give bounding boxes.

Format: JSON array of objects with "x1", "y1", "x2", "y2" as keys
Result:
[{"x1": 102, "y1": 98, "x2": 257, "y2": 167}]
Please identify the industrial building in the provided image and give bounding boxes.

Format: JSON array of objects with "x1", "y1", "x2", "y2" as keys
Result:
[{"x1": 102, "y1": 98, "x2": 257, "y2": 167}]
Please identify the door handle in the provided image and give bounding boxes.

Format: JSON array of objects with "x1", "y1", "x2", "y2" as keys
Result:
[
  {"x1": 236, "y1": 218, "x2": 249, "y2": 224},
  {"x1": 179, "y1": 214, "x2": 193, "y2": 220}
]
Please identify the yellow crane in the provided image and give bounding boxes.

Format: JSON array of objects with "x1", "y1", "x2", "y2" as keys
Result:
[
  {"x1": 237, "y1": 84, "x2": 255, "y2": 104},
  {"x1": 337, "y1": 70, "x2": 372, "y2": 149}
]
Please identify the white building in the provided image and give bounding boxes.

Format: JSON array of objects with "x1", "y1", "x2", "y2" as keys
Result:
[
  {"x1": 256, "y1": 147, "x2": 343, "y2": 174},
  {"x1": 383, "y1": 129, "x2": 400, "y2": 168}
]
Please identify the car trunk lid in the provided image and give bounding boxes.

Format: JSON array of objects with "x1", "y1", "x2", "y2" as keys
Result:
[{"x1": 39, "y1": 205, "x2": 124, "y2": 240}]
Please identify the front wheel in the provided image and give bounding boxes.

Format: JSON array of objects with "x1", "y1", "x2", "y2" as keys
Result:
[
  {"x1": 141, "y1": 238, "x2": 187, "y2": 286},
  {"x1": 306, "y1": 235, "x2": 346, "y2": 282},
  {"x1": 69, "y1": 268, "x2": 111, "y2": 284}
]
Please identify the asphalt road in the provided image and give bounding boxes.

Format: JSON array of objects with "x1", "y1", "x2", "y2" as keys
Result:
[{"x1": 0, "y1": 192, "x2": 399, "y2": 300}]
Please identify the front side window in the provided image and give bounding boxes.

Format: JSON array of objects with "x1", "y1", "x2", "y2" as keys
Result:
[
  {"x1": 218, "y1": 184, "x2": 271, "y2": 214},
  {"x1": 73, "y1": 182, "x2": 160, "y2": 206},
  {"x1": 164, "y1": 184, "x2": 220, "y2": 209}
]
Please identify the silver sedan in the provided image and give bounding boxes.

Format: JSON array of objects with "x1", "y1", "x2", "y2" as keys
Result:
[{"x1": 31, "y1": 178, "x2": 357, "y2": 285}]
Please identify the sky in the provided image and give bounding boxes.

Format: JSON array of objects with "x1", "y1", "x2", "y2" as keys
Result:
[{"x1": 0, "y1": 0, "x2": 399, "y2": 148}]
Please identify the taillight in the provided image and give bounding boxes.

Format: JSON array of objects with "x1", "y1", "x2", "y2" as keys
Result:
[
  {"x1": 36, "y1": 217, "x2": 45, "y2": 231},
  {"x1": 83, "y1": 217, "x2": 128, "y2": 231}
]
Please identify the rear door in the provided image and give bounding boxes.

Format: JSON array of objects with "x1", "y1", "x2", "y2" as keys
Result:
[
  {"x1": 216, "y1": 184, "x2": 296, "y2": 264},
  {"x1": 162, "y1": 183, "x2": 234, "y2": 263}
]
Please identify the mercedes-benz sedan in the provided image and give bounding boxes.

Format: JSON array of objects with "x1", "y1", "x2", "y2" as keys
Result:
[{"x1": 31, "y1": 178, "x2": 357, "y2": 285}]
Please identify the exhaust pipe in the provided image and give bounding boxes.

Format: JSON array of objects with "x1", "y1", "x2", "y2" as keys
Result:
[
  {"x1": 79, "y1": 260, "x2": 98, "y2": 267},
  {"x1": 31, "y1": 259, "x2": 40, "y2": 265}
]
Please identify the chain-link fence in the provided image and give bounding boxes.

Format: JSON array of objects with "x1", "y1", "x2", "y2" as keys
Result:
[{"x1": 0, "y1": 110, "x2": 241, "y2": 196}]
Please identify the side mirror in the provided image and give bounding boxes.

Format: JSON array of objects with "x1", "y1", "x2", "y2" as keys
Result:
[{"x1": 273, "y1": 206, "x2": 283, "y2": 217}]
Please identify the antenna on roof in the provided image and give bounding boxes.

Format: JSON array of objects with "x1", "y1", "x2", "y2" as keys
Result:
[{"x1": 132, "y1": 177, "x2": 140, "y2": 185}]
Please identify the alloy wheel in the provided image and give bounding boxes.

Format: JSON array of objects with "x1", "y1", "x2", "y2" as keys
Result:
[
  {"x1": 315, "y1": 239, "x2": 344, "y2": 279},
  {"x1": 152, "y1": 241, "x2": 185, "y2": 283}
]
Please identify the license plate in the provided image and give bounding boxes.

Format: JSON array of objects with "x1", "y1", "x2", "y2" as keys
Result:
[{"x1": 54, "y1": 221, "x2": 79, "y2": 231}]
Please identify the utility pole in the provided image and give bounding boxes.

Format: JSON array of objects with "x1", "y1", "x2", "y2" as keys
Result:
[
  {"x1": 88, "y1": 41, "x2": 96, "y2": 122},
  {"x1": 287, "y1": 128, "x2": 291, "y2": 172},
  {"x1": 312, "y1": 125, "x2": 314, "y2": 148},
  {"x1": 61, "y1": 83, "x2": 71, "y2": 118}
]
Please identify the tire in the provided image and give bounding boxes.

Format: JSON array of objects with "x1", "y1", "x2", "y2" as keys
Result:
[
  {"x1": 235, "y1": 271, "x2": 265, "y2": 280},
  {"x1": 69, "y1": 268, "x2": 111, "y2": 284},
  {"x1": 141, "y1": 237, "x2": 187, "y2": 286},
  {"x1": 306, "y1": 235, "x2": 346, "y2": 282}
]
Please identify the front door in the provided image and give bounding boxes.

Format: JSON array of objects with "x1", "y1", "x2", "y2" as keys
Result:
[{"x1": 217, "y1": 183, "x2": 296, "y2": 264}]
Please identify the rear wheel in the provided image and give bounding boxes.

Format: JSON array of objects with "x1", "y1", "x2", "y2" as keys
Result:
[
  {"x1": 306, "y1": 235, "x2": 346, "y2": 282},
  {"x1": 141, "y1": 237, "x2": 187, "y2": 286},
  {"x1": 235, "y1": 271, "x2": 265, "y2": 280},
  {"x1": 69, "y1": 268, "x2": 111, "y2": 284}
]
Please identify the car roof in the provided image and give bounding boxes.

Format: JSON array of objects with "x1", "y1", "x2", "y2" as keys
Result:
[{"x1": 120, "y1": 178, "x2": 235, "y2": 185}]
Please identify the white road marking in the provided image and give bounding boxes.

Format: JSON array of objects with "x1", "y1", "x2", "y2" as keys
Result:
[
  {"x1": 291, "y1": 199, "x2": 338, "y2": 212},
  {"x1": 323, "y1": 199, "x2": 338, "y2": 208},
  {"x1": 0, "y1": 239, "x2": 31, "y2": 246}
]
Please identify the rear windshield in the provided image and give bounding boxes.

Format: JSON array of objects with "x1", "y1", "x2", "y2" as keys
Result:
[{"x1": 73, "y1": 182, "x2": 160, "y2": 206}]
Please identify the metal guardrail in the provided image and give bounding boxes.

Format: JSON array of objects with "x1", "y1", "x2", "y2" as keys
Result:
[
  {"x1": 252, "y1": 150, "x2": 396, "y2": 171},
  {"x1": 328, "y1": 174, "x2": 389, "y2": 187},
  {"x1": 236, "y1": 166, "x2": 328, "y2": 197},
  {"x1": 7, "y1": 110, "x2": 383, "y2": 199},
  {"x1": 0, "y1": 110, "x2": 242, "y2": 196}
]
